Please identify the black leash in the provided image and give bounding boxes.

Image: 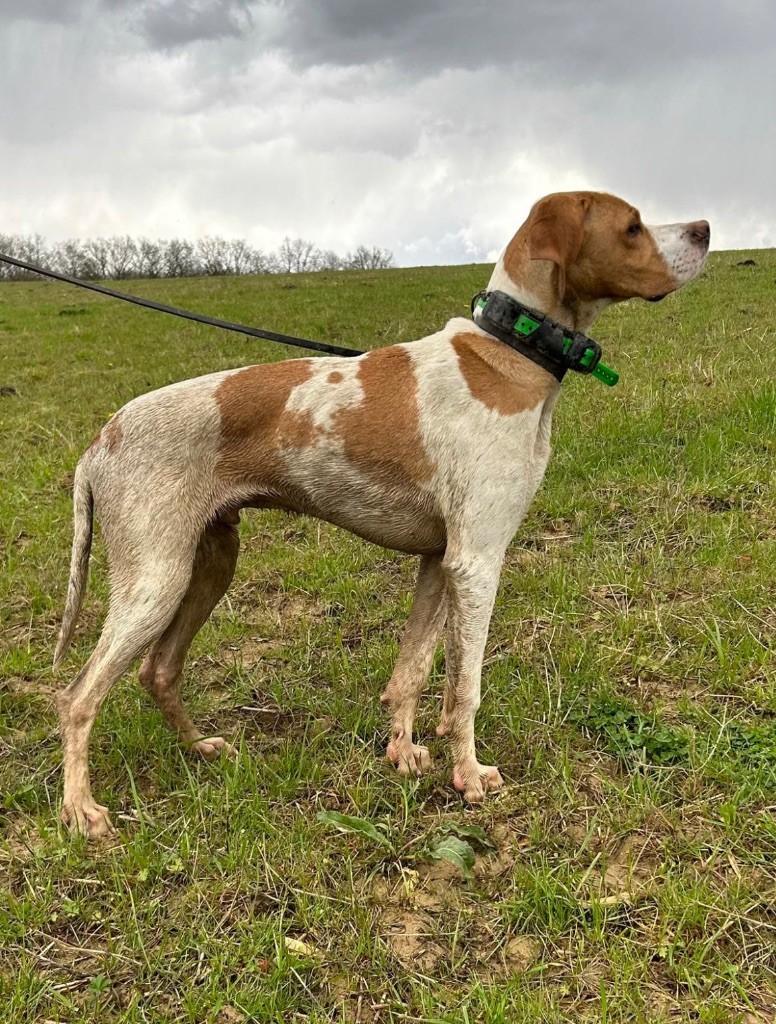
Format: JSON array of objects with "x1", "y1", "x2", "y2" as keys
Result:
[
  {"x1": 0, "y1": 253, "x2": 618, "y2": 385},
  {"x1": 0, "y1": 252, "x2": 364, "y2": 359}
]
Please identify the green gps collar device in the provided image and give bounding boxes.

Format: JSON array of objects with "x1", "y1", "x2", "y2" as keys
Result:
[{"x1": 471, "y1": 290, "x2": 619, "y2": 387}]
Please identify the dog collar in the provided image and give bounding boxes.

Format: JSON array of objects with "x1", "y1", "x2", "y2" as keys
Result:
[{"x1": 471, "y1": 290, "x2": 619, "y2": 386}]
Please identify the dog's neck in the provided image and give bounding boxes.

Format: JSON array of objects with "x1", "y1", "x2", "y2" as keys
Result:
[{"x1": 487, "y1": 230, "x2": 611, "y2": 334}]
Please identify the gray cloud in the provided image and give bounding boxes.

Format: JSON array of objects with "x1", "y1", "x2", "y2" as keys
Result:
[
  {"x1": 270, "y1": 0, "x2": 772, "y2": 79},
  {"x1": 0, "y1": 0, "x2": 79, "y2": 20},
  {"x1": 0, "y1": 0, "x2": 773, "y2": 265},
  {"x1": 139, "y1": 0, "x2": 255, "y2": 49}
]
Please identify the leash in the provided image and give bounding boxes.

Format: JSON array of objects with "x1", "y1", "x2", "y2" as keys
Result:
[
  {"x1": 0, "y1": 252, "x2": 618, "y2": 384},
  {"x1": 0, "y1": 252, "x2": 364, "y2": 359}
]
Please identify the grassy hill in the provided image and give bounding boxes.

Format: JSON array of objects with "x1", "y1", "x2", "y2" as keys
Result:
[{"x1": 1, "y1": 252, "x2": 775, "y2": 1022}]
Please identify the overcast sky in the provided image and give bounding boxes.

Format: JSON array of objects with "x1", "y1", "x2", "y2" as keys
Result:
[{"x1": 1, "y1": 0, "x2": 774, "y2": 265}]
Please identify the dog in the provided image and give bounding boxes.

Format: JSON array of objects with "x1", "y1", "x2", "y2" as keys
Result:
[{"x1": 54, "y1": 191, "x2": 710, "y2": 836}]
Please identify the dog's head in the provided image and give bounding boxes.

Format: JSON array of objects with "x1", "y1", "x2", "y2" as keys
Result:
[{"x1": 500, "y1": 191, "x2": 709, "y2": 326}]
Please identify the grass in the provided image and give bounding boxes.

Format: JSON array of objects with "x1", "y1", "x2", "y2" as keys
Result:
[{"x1": 1, "y1": 252, "x2": 775, "y2": 1022}]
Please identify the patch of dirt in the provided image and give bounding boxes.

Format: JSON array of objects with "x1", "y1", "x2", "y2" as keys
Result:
[
  {"x1": 523, "y1": 526, "x2": 576, "y2": 551},
  {"x1": 588, "y1": 584, "x2": 633, "y2": 613},
  {"x1": 474, "y1": 845, "x2": 515, "y2": 882},
  {"x1": 744, "y1": 1003, "x2": 776, "y2": 1024},
  {"x1": 236, "y1": 635, "x2": 282, "y2": 668},
  {"x1": 5, "y1": 675, "x2": 56, "y2": 701},
  {"x1": 598, "y1": 508, "x2": 639, "y2": 539},
  {"x1": 501, "y1": 934, "x2": 539, "y2": 972},
  {"x1": 268, "y1": 589, "x2": 325, "y2": 628},
  {"x1": 369, "y1": 816, "x2": 542, "y2": 984},
  {"x1": 214, "y1": 1008, "x2": 246, "y2": 1024},
  {"x1": 371, "y1": 868, "x2": 456, "y2": 974},
  {"x1": 615, "y1": 667, "x2": 705, "y2": 721},
  {"x1": 325, "y1": 976, "x2": 383, "y2": 1024},
  {"x1": 690, "y1": 484, "x2": 764, "y2": 513},
  {"x1": 229, "y1": 579, "x2": 326, "y2": 634},
  {"x1": 380, "y1": 907, "x2": 445, "y2": 973},
  {"x1": 419, "y1": 854, "x2": 468, "y2": 888},
  {"x1": 216, "y1": 702, "x2": 314, "y2": 744},
  {"x1": 0, "y1": 819, "x2": 46, "y2": 870},
  {"x1": 574, "y1": 755, "x2": 618, "y2": 801},
  {"x1": 597, "y1": 833, "x2": 660, "y2": 900}
]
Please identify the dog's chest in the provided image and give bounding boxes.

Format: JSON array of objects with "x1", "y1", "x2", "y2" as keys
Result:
[{"x1": 412, "y1": 338, "x2": 558, "y2": 542}]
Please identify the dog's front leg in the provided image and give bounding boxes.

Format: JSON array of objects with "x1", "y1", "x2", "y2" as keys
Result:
[
  {"x1": 438, "y1": 549, "x2": 504, "y2": 804},
  {"x1": 381, "y1": 554, "x2": 447, "y2": 776}
]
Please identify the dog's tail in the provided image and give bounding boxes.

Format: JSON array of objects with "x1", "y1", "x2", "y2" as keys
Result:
[{"x1": 53, "y1": 462, "x2": 94, "y2": 668}]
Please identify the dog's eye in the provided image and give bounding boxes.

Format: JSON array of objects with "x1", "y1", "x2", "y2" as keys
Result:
[{"x1": 627, "y1": 223, "x2": 642, "y2": 236}]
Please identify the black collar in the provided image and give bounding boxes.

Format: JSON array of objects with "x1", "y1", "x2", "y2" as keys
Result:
[{"x1": 471, "y1": 290, "x2": 619, "y2": 386}]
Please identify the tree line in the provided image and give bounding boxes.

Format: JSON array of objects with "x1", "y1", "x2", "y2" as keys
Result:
[{"x1": 0, "y1": 233, "x2": 396, "y2": 281}]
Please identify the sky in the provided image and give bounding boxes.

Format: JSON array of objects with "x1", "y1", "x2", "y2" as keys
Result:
[{"x1": 1, "y1": 0, "x2": 774, "y2": 266}]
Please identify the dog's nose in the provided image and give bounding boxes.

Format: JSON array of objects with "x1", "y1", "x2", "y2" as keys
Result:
[{"x1": 687, "y1": 220, "x2": 710, "y2": 246}]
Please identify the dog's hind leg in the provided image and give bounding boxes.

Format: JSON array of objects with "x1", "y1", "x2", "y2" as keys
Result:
[
  {"x1": 58, "y1": 555, "x2": 197, "y2": 837},
  {"x1": 138, "y1": 513, "x2": 240, "y2": 759},
  {"x1": 381, "y1": 554, "x2": 447, "y2": 776}
]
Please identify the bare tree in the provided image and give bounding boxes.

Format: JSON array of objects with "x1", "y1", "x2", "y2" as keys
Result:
[
  {"x1": 277, "y1": 236, "x2": 322, "y2": 273},
  {"x1": 54, "y1": 239, "x2": 93, "y2": 279},
  {"x1": 293, "y1": 238, "x2": 321, "y2": 272},
  {"x1": 137, "y1": 238, "x2": 165, "y2": 278},
  {"x1": 197, "y1": 236, "x2": 231, "y2": 276},
  {"x1": 163, "y1": 238, "x2": 197, "y2": 278},
  {"x1": 83, "y1": 238, "x2": 111, "y2": 280},
  {"x1": 261, "y1": 251, "x2": 283, "y2": 274},
  {"x1": 0, "y1": 231, "x2": 399, "y2": 282},
  {"x1": 0, "y1": 234, "x2": 20, "y2": 279},
  {"x1": 318, "y1": 249, "x2": 344, "y2": 271},
  {"x1": 18, "y1": 234, "x2": 50, "y2": 271},
  {"x1": 226, "y1": 238, "x2": 256, "y2": 276},
  {"x1": 105, "y1": 235, "x2": 138, "y2": 279},
  {"x1": 346, "y1": 245, "x2": 395, "y2": 270},
  {"x1": 248, "y1": 248, "x2": 272, "y2": 274},
  {"x1": 276, "y1": 236, "x2": 295, "y2": 274},
  {"x1": 0, "y1": 234, "x2": 52, "y2": 279}
]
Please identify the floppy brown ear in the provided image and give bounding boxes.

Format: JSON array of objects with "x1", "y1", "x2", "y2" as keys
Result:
[{"x1": 527, "y1": 194, "x2": 590, "y2": 301}]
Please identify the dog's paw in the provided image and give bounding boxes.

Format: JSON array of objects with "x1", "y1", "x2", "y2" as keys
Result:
[
  {"x1": 387, "y1": 739, "x2": 432, "y2": 777},
  {"x1": 190, "y1": 736, "x2": 237, "y2": 761},
  {"x1": 453, "y1": 764, "x2": 504, "y2": 805},
  {"x1": 61, "y1": 799, "x2": 116, "y2": 839}
]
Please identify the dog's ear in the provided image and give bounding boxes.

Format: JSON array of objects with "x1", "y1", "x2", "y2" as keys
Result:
[{"x1": 527, "y1": 194, "x2": 590, "y2": 301}]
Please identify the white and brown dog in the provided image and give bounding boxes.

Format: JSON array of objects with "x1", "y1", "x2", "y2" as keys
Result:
[{"x1": 54, "y1": 192, "x2": 709, "y2": 836}]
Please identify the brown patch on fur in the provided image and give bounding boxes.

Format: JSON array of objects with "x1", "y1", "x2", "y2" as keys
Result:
[
  {"x1": 451, "y1": 332, "x2": 554, "y2": 414},
  {"x1": 90, "y1": 415, "x2": 123, "y2": 454},
  {"x1": 524, "y1": 193, "x2": 589, "y2": 300},
  {"x1": 214, "y1": 352, "x2": 444, "y2": 555},
  {"x1": 282, "y1": 408, "x2": 322, "y2": 449},
  {"x1": 334, "y1": 347, "x2": 434, "y2": 485},
  {"x1": 502, "y1": 241, "x2": 527, "y2": 298},
  {"x1": 327, "y1": 370, "x2": 344, "y2": 383},
  {"x1": 214, "y1": 359, "x2": 313, "y2": 485},
  {"x1": 104, "y1": 416, "x2": 123, "y2": 453}
]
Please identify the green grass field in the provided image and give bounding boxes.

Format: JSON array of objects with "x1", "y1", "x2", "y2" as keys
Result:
[{"x1": 1, "y1": 253, "x2": 775, "y2": 1023}]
